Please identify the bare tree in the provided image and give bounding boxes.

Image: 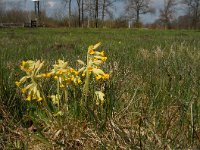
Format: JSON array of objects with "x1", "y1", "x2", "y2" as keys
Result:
[
  {"x1": 83, "y1": 0, "x2": 113, "y2": 27},
  {"x1": 84, "y1": 0, "x2": 100, "y2": 27},
  {"x1": 76, "y1": 0, "x2": 81, "y2": 27},
  {"x1": 82, "y1": 0, "x2": 84, "y2": 26},
  {"x1": 84, "y1": 0, "x2": 95, "y2": 27},
  {"x1": 182, "y1": 0, "x2": 200, "y2": 29},
  {"x1": 102, "y1": 0, "x2": 116, "y2": 22},
  {"x1": 95, "y1": 0, "x2": 99, "y2": 27},
  {"x1": 159, "y1": 0, "x2": 177, "y2": 29},
  {"x1": 62, "y1": 0, "x2": 72, "y2": 27},
  {"x1": 125, "y1": 0, "x2": 155, "y2": 26},
  {"x1": 95, "y1": 0, "x2": 116, "y2": 27}
]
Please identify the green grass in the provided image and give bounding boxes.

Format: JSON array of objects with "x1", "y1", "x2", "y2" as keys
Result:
[{"x1": 0, "y1": 28, "x2": 200, "y2": 149}]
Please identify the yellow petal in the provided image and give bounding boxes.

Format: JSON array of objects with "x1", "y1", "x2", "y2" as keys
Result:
[
  {"x1": 26, "y1": 96, "x2": 31, "y2": 101},
  {"x1": 57, "y1": 70, "x2": 63, "y2": 75},
  {"x1": 71, "y1": 76, "x2": 75, "y2": 81},
  {"x1": 100, "y1": 51, "x2": 105, "y2": 57},
  {"x1": 22, "y1": 61, "x2": 27, "y2": 66},
  {"x1": 46, "y1": 73, "x2": 51, "y2": 78},
  {"x1": 37, "y1": 97, "x2": 43, "y2": 101},
  {"x1": 88, "y1": 66, "x2": 93, "y2": 72},
  {"x1": 15, "y1": 81, "x2": 21, "y2": 87},
  {"x1": 82, "y1": 73, "x2": 85, "y2": 77},
  {"x1": 21, "y1": 88, "x2": 26, "y2": 93},
  {"x1": 103, "y1": 74, "x2": 109, "y2": 79},
  {"x1": 101, "y1": 57, "x2": 107, "y2": 62},
  {"x1": 88, "y1": 49, "x2": 95, "y2": 55},
  {"x1": 54, "y1": 76, "x2": 58, "y2": 80},
  {"x1": 77, "y1": 79, "x2": 82, "y2": 84},
  {"x1": 70, "y1": 68, "x2": 75, "y2": 73},
  {"x1": 96, "y1": 75, "x2": 102, "y2": 80},
  {"x1": 60, "y1": 84, "x2": 65, "y2": 88},
  {"x1": 75, "y1": 71, "x2": 79, "y2": 75}
]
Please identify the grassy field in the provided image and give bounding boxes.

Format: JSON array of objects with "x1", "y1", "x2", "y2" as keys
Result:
[{"x1": 0, "y1": 28, "x2": 200, "y2": 149}]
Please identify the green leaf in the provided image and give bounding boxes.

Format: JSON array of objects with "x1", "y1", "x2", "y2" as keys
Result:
[{"x1": 31, "y1": 132, "x2": 52, "y2": 147}]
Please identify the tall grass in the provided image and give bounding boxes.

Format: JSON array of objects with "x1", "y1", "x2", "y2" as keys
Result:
[{"x1": 0, "y1": 28, "x2": 200, "y2": 149}]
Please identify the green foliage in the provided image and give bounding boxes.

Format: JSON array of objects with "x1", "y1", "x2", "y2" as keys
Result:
[{"x1": 0, "y1": 28, "x2": 200, "y2": 149}]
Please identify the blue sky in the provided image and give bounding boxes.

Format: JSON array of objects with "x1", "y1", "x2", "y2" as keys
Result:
[{"x1": 1, "y1": 0, "x2": 183, "y2": 23}]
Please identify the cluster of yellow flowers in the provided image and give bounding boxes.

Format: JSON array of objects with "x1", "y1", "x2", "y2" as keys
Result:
[
  {"x1": 15, "y1": 60, "x2": 44, "y2": 101},
  {"x1": 50, "y1": 59, "x2": 82, "y2": 88},
  {"x1": 16, "y1": 43, "x2": 109, "y2": 104},
  {"x1": 78, "y1": 42, "x2": 109, "y2": 81}
]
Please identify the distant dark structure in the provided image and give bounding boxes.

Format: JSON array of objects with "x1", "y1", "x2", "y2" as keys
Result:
[{"x1": 31, "y1": 20, "x2": 37, "y2": 27}]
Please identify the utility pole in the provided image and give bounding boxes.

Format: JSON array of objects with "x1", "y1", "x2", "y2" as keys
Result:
[
  {"x1": 32, "y1": 0, "x2": 40, "y2": 19},
  {"x1": 32, "y1": 0, "x2": 40, "y2": 27}
]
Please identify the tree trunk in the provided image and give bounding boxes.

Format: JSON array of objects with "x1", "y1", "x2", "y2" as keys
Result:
[
  {"x1": 69, "y1": 0, "x2": 72, "y2": 27},
  {"x1": 193, "y1": 2, "x2": 199, "y2": 29},
  {"x1": 87, "y1": 0, "x2": 91, "y2": 28},
  {"x1": 136, "y1": 9, "x2": 139, "y2": 24},
  {"x1": 82, "y1": 0, "x2": 84, "y2": 27},
  {"x1": 77, "y1": 0, "x2": 81, "y2": 27},
  {"x1": 102, "y1": 0, "x2": 106, "y2": 22},
  {"x1": 95, "y1": 0, "x2": 99, "y2": 28}
]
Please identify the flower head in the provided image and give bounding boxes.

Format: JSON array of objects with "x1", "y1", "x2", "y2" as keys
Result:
[
  {"x1": 26, "y1": 96, "x2": 31, "y2": 101},
  {"x1": 101, "y1": 57, "x2": 107, "y2": 62},
  {"x1": 37, "y1": 97, "x2": 43, "y2": 101},
  {"x1": 15, "y1": 81, "x2": 21, "y2": 87},
  {"x1": 100, "y1": 51, "x2": 105, "y2": 57},
  {"x1": 88, "y1": 49, "x2": 95, "y2": 55}
]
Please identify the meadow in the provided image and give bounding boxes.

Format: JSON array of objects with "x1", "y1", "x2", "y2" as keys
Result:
[{"x1": 0, "y1": 28, "x2": 200, "y2": 149}]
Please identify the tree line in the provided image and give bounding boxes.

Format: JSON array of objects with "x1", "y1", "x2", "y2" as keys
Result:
[{"x1": 0, "y1": 0, "x2": 200, "y2": 29}]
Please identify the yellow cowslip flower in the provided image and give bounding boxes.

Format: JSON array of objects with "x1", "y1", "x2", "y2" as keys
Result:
[
  {"x1": 54, "y1": 76, "x2": 58, "y2": 80},
  {"x1": 57, "y1": 70, "x2": 63, "y2": 75},
  {"x1": 101, "y1": 57, "x2": 107, "y2": 62},
  {"x1": 82, "y1": 73, "x2": 85, "y2": 77},
  {"x1": 21, "y1": 61, "x2": 27, "y2": 67},
  {"x1": 102, "y1": 74, "x2": 109, "y2": 80},
  {"x1": 71, "y1": 76, "x2": 75, "y2": 81},
  {"x1": 46, "y1": 73, "x2": 51, "y2": 78},
  {"x1": 93, "y1": 58, "x2": 98, "y2": 61},
  {"x1": 96, "y1": 75, "x2": 102, "y2": 80},
  {"x1": 60, "y1": 84, "x2": 65, "y2": 88},
  {"x1": 15, "y1": 81, "x2": 21, "y2": 87},
  {"x1": 37, "y1": 97, "x2": 43, "y2": 101},
  {"x1": 26, "y1": 96, "x2": 31, "y2": 101},
  {"x1": 21, "y1": 88, "x2": 26, "y2": 93},
  {"x1": 70, "y1": 68, "x2": 75, "y2": 73},
  {"x1": 88, "y1": 66, "x2": 93, "y2": 72},
  {"x1": 75, "y1": 71, "x2": 79, "y2": 75},
  {"x1": 77, "y1": 79, "x2": 82, "y2": 84},
  {"x1": 100, "y1": 51, "x2": 105, "y2": 57},
  {"x1": 88, "y1": 49, "x2": 95, "y2": 55},
  {"x1": 65, "y1": 77, "x2": 70, "y2": 81}
]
